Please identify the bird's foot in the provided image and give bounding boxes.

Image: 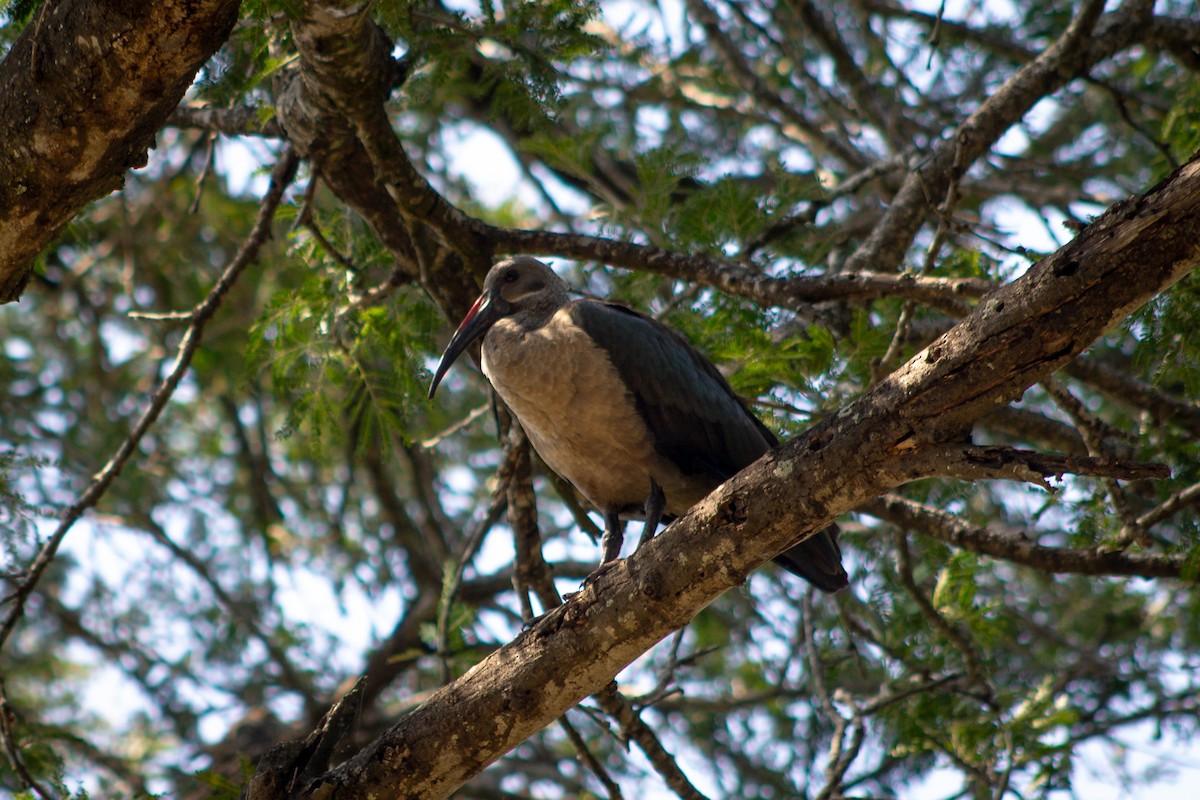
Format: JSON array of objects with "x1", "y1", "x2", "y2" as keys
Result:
[
  {"x1": 579, "y1": 557, "x2": 621, "y2": 590},
  {"x1": 520, "y1": 609, "x2": 551, "y2": 631}
]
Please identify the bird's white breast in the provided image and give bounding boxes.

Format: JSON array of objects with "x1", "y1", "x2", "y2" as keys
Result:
[{"x1": 482, "y1": 308, "x2": 690, "y2": 514}]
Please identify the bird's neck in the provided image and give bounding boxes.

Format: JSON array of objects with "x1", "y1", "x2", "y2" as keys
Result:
[{"x1": 508, "y1": 301, "x2": 566, "y2": 333}]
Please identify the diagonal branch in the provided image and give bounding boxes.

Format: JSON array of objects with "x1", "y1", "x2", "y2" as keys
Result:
[
  {"x1": 0, "y1": 149, "x2": 299, "y2": 655},
  {"x1": 276, "y1": 0, "x2": 488, "y2": 319},
  {"x1": 0, "y1": 0, "x2": 242, "y2": 302},
  {"x1": 843, "y1": 0, "x2": 1141, "y2": 276},
  {"x1": 286, "y1": 137, "x2": 1200, "y2": 800}
]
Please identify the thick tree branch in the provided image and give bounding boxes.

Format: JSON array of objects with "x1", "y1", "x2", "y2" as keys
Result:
[
  {"x1": 276, "y1": 0, "x2": 489, "y2": 320},
  {"x1": 286, "y1": 144, "x2": 1200, "y2": 800},
  {"x1": 0, "y1": 0, "x2": 242, "y2": 302},
  {"x1": 284, "y1": 0, "x2": 488, "y2": 253}
]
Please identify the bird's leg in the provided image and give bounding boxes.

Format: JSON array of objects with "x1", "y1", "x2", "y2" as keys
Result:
[
  {"x1": 581, "y1": 509, "x2": 626, "y2": 588},
  {"x1": 637, "y1": 478, "x2": 665, "y2": 551},
  {"x1": 599, "y1": 509, "x2": 625, "y2": 565}
]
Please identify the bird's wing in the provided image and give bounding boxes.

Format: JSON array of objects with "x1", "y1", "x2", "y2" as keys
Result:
[
  {"x1": 569, "y1": 299, "x2": 773, "y2": 480},
  {"x1": 570, "y1": 299, "x2": 848, "y2": 593},
  {"x1": 773, "y1": 524, "x2": 848, "y2": 593}
]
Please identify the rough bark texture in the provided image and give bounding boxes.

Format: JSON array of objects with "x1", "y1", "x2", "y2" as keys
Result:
[
  {"x1": 0, "y1": 0, "x2": 240, "y2": 302},
  {"x1": 288, "y1": 156, "x2": 1200, "y2": 800},
  {"x1": 275, "y1": 0, "x2": 490, "y2": 320}
]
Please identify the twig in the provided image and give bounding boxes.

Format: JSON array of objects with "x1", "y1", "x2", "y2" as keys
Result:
[
  {"x1": 167, "y1": 103, "x2": 289, "y2": 138},
  {"x1": 741, "y1": 152, "x2": 913, "y2": 257},
  {"x1": 593, "y1": 684, "x2": 711, "y2": 800},
  {"x1": 0, "y1": 677, "x2": 55, "y2": 800},
  {"x1": 842, "y1": 0, "x2": 1110, "y2": 276},
  {"x1": 992, "y1": 729, "x2": 1016, "y2": 800},
  {"x1": 187, "y1": 131, "x2": 218, "y2": 214},
  {"x1": 126, "y1": 309, "x2": 195, "y2": 321},
  {"x1": 420, "y1": 403, "x2": 491, "y2": 449},
  {"x1": 1065, "y1": 355, "x2": 1200, "y2": 437},
  {"x1": 635, "y1": 629, "x2": 690, "y2": 709},
  {"x1": 361, "y1": 447, "x2": 445, "y2": 586},
  {"x1": 802, "y1": 590, "x2": 841, "y2": 722},
  {"x1": 1134, "y1": 479, "x2": 1200, "y2": 531},
  {"x1": 399, "y1": 444, "x2": 456, "y2": 563},
  {"x1": 1086, "y1": 76, "x2": 1178, "y2": 170},
  {"x1": 866, "y1": 494, "x2": 1196, "y2": 581},
  {"x1": 130, "y1": 514, "x2": 313, "y2": 697},
  {"x1": 913, "y1": 444, "x2": 1170, "y2": 488},
  {"x1": 337, "y1": 267, "x2": 411, "y2": 316},
  {"x1": 436, "y1": 491, "x2": 506, "y2": 683},
  {"x1": 802, "y1": 587, "x2": 867, "y2": 800},
  {"x1": 892, "y1": 529, "x2": 991, "y2": 698},
  {"x1": 875, "y1": 133, "x2": 969, "y2": 381},
  {"x1": 858, "y1": 672, "x2": 963, "y2": 716},
  {"x1": 558, "y1": 714, "x2": 624, "y2": 800},
  {"x1": 295, "y1": 174, "x2": 360, "y2": 273},
  {"x1": 1041, "y1": 377, "x2": 1145, "y2": 544},
  {"x1": 0, "y1": 148, "x2": 299, "y2": 654}
]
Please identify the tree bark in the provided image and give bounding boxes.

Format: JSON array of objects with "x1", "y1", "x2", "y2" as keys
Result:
[
  {"x1": 0, "y1": 0, "x2": 240, "y2": 302},
  {"x1": 282, "y1": 155, "x2": 1200, "y2": 799}
]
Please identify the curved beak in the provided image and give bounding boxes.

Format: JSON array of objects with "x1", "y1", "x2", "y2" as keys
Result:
[{"x1": 428, "y1": 292, "x2": 504, "y2": 398}]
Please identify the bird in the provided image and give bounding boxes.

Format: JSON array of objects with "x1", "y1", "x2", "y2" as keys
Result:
[{"x1": 427, "y1": 256, "x2": 848, "y2": 593}]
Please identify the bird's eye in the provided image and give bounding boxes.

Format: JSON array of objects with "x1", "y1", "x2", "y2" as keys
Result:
[{"x1": 503, "y1": 271, "x2": 519, "y2": 284}]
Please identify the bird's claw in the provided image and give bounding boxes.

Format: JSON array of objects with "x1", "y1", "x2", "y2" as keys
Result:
[{"x1": 580, "y1": 558, "x2": 621, "y2": 590}]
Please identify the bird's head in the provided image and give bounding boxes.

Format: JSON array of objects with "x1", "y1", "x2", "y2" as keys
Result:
[{"x1": 428, "y1": 257, "x2": 569, "y2": 398}]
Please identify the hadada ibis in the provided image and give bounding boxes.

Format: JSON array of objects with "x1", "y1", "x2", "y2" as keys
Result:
[{"x1": 428, "y1": 257, "x2": 848, "y2": 593}]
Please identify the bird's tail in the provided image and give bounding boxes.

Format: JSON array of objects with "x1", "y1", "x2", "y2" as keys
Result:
[{"x1": 771, "y1": 524, "x2": 849, "y2": 593}]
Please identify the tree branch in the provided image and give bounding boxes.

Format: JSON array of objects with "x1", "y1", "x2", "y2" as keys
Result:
[
  {"x1": 168, "y1": 105, "x2": 287, "y2": 138},
  {"x1": 864, "y1": 495, "x2": 1196, "y2": 582},
  {"x1": 911, "y1": 445, "x2": 1170, "y2": 489},
  {"x1": 0, "y1": 677, "x2": 54, "y2": 800},
  {"x1": 0, "y1": 0, "x2": 242, "y2": 301},
  {"x1": 287, "y1": 136, "x2": 1200, "y2": 800},
  {"x1": 0, "y1": 149, "x2": 299, "y2": 654},
  {"x1": 493, "y1": 229, "x2": 991, "y2": 311},
  {"x1": 1066, "y1": 355, "x2": 1200, "y2": 437},
  {"x1": 843, "y1": 0, "x2": 1134, "y2": 275}
]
